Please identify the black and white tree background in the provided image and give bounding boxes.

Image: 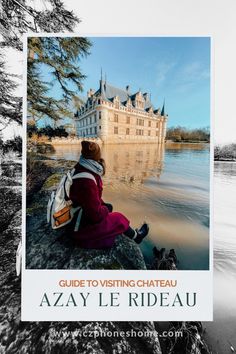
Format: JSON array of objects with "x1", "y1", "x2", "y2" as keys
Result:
[{"x1": 0, "y1": 2, "x2": 211, "y2": 353}]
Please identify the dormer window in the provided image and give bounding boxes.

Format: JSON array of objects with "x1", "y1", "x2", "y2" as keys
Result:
[
  {"x1": 135, "y1": 92, "x2": 144, "y2": 109},
  {"x1": 126, "y1": 98, "x2": 132, "y2": 108},
  {"x1": 113, "y1": 95, "x2": 120, "y2": 109}
]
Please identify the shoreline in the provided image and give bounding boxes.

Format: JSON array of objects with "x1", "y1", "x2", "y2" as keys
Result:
[
  {"x1": 166, "y1": 141, "x2": 209, "y2": 144},
  {"x1": 29, "y1": 136, "x2": 210, "y2": 145},
  {"x1": 214, "y1": 159, "x2": 236, "y2": 162}
]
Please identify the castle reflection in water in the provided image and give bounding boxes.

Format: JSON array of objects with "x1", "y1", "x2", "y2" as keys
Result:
[
  {"x1": 46, "y1": 142, "x2": 165, "y2": 186},
  {"x1": 101, "y1": 143, "x2": 165, "y2": 185}
]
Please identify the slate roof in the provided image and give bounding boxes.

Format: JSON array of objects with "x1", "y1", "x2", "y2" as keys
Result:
[
  {"x1": 161, "y1": 100, "x2": 165, "y2": 116},
  {"x1": 96, "y1": 82, "x2": 130, "y2": 103},
  {"x1": 79, "y1": 79, "x2": 167, "y2": 116},
  {"x1": 144, "y1": 98, "x2": 154, "y2": 111},
  {"x1": 94, "y1": 80, "x2": 156, "y2": 110}
]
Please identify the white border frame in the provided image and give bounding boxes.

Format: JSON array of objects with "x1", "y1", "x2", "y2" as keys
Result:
[{"x1": 21, "y1": 33, "x2": 213, "y2": 322}]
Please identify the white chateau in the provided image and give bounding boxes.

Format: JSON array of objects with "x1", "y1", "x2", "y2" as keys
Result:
[{"x1": 74, "y1": 77, "x2": 168, "y2": 144}]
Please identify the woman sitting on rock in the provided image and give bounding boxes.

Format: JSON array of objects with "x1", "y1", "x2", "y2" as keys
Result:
[{"x1": 69, "y1": 141, "x2": 149, "y2": 249}]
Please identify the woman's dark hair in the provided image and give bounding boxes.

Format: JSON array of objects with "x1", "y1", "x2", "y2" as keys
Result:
[
  {"x1": 81, "y1": 141, "x2": 101, "y2": 161},
  {"x1": 99, "y1": 158, "x2": 106, "y2": 176}
]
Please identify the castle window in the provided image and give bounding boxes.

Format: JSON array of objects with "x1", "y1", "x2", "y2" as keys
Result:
[
  {"x1": 148, "y1": 121, "x2": 151, "y2": 127},
  {"x1": 126, "y1": 128, "x2": 130, "y2": 135},
  {"x1": 114, "y1": 126, "x2": 118, "y2": 134},
  {"x1": 148, "y1": 130, "x2": 151, "y2": 136},
  {"x1": 114, "y1": 114, "x2": 119, "y2": 122},
  {"x1": 156, "y1": 122, "x2": 158, "y2": 128},
  {"x1": 137, "y1": 119, "x2": 144, "y2": 126},
  {"x1": 94, "y1": 114, "x2": 97, "y2": 123},
  {"x1": 89, "y1": 116, "x2": 92, "y2": 124},
  {"x1": 99, "y1": 126, "x2": 101, "y2": 130},
  {"x1": 98, "y1": 99, "x2": 101, "y2": 105},
  {"x1": 136, "y1": 129, "x2": 143, "y2": 136},
  {"x1": 94, "y1": 127, "x2": 97, "y2": 134},
  {"x1": 126, "y1": 116, "x2": 130, "y2": 124},
  {"x1": 156, "y1": 131, "x2": 158, "y2": 136},
  {"x1": 99, "y1": 111, "x2": 102, "y2": 119}
]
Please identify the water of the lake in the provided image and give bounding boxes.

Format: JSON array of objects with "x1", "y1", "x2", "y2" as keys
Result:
[
  {"x1": 47, "y1": 142, "x2": 210, "y2": 270},
  {"x1": 203, "y1": 162, "x2": 236, "y2": 353}
]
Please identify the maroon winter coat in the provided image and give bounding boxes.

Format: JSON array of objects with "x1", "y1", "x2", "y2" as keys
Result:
[{"x1": 69, "y1": 163, "x2": 130, "y2": 249}]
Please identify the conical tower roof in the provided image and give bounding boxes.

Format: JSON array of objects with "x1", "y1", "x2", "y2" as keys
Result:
[{"x1": 161, "y1": 99, "x2": 165, "y2": 116}]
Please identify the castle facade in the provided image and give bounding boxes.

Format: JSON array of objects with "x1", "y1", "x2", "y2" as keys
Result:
[{"x1": 74, "y1": 78, "x2": 168, "y2": 144}]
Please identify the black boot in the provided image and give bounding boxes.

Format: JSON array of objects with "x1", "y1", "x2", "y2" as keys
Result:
[
  {"x1": 104, "y1": 203, "x2": 113, "y2": 212},
  {"x1": 134, "y1": 222, "x2": 149, "y2": 244}
]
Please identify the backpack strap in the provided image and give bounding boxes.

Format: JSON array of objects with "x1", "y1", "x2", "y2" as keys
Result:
[
  {"x1": 74, "y1": 208, "x2": 83, "y2": 232},
  {"x1": 72, "y1": 172, "x2": 97, "y2": 185}
]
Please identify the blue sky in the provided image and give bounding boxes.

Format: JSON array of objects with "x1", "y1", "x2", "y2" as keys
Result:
[{"x1": 42, "y1": 37, "x2": 210, "y2": 129}]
